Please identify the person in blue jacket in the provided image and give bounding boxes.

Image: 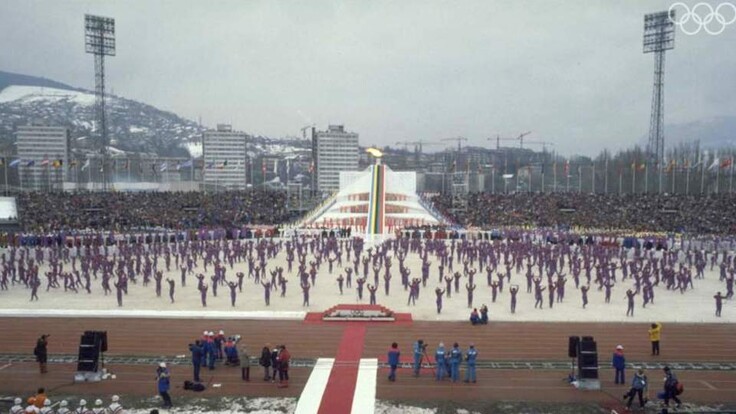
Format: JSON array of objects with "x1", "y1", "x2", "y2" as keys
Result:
[
  {"x1": 387, "y1": 342, "x2": 400, "y2": 382},
  {"x1": 188, "y1": 340, "x2": 204, "y2": 382},
  {"x1": 449, "y1": 342, "x2": 462, "y2": 382},
  {"x1": 612, "y1": 344, "x2": 626, "y2": 384},
  {"x1": 464, "y1": 343, "x2": 478, "y2": 383},
  {"x1": 412, "y1": 339, "x2": 425, "y2": 377},
  {"x1": 434, "y1": 342, "x2": 446, "y2": 381},
  {"x1": 156, "y1": 362, "x2": 173, "y2": 409},
  {"x1": 205, "y1": 333, "x2": 216, "y2": 370}
]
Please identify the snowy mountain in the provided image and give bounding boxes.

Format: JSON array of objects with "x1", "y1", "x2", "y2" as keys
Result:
[
  {"x1": 0, "y1": 70, "x2": 311, "y2": 158},
  {"x1": 0, "y1": 83, "x2": 203, "y2": 157}
]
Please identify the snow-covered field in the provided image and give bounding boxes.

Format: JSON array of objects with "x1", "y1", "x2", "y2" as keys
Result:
[{"x1": 0, "y1": 240, "x2": 732, "y2": 323}]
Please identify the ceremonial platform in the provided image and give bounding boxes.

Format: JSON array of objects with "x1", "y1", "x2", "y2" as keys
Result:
[{"x1": 300, "y1": 156, "x2": 450, "y2": 236}]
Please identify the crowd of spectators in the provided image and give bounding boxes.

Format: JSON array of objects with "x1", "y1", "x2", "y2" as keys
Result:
[
  {"x1": 431, "y1": 192, "x2": 736, "y2": 234},
  {"x1": 17, "y1": 190, "x2": 292, "y2": 232}
]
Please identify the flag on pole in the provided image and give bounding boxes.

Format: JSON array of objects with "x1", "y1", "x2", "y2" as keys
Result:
[
  {"x1": 81, "y1": 159, "x2": 90, "y2": 171},
  {"x1": 273, "y1": 159, "x2": 278, "y2": 173},
  {"x1": 178, "y1": 160, "x2": 193, "y2": 170},
  {"x1": 206, "y1": 161, "x2": 215, "y2": 169},
  {"x1": 218, "y1": 160, "x2": 228, "y2": 169},
  {"x1": 40, "y1": 158, "x2": 50, "y2": 166},
  {"x1": 0, "y1": 158, "x2": 4, "y2": 167},
  {"x1": 69, "y1": 160, "x2": 78, "y2": 169},
  {"x1": 564, "y1": 160, "x2": 569, "y2": 175},
  {"x1": 52, "y1": 159, "x2": 62, "y2": 168},
  {"x1": 124, "y1": 160, "x2": 130, "y2": 170},
  {"x1": 708, "y1": 155, "x2": 720, "y2": 171},
  {"x1": 160, "y1": 162, "x2": 168, "y2": 172},
  {"x1": 665, "y1": 160, "x2": 675, "y2": 173},
  {"x1": 9, "y1": 159, "x2": 21, "y2": 168},
  {"x1": 638, "y1": 163, "x2": 646, "y2": 171},
  {"x1": 261, "y1": 159, "x2": 266, "y2": 174},
  {"x1": 26, "y1": 160, "x2": 35, "y2": 167},
  {"x1": 721, "y1": 157, "x2": 733, "y2": 170}
]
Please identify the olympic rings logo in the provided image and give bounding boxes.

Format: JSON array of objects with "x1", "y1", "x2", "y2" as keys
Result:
[{"x1": 668, "y1": 2, "x2": 736, "y2": 35}]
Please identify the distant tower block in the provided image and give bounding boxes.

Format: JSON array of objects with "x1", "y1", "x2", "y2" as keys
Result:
[
  {"x1": 85, "y1": 14, "x2": 116, "y2": 190},
  {"x1": 643, "y1": 10, "x2": 675, "y2": 166}
]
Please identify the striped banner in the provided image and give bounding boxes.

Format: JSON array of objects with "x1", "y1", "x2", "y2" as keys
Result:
[{"x1": 366, "y1": 165, "x2": 386, "y2": 234}]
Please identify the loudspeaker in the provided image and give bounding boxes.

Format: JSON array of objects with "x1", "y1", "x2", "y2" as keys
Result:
[
  {"x1": 568, "y1": 336, "x2": 580, "y2": 358},
  {"x1": 580, "y1": 367, "x2": 599, "y2": 379},
  {"x1": 580, "y1": 353, "x2": 598, "y2": 367},
  {"x1": 579, "y1": 339, "x2": 597, "y2": 352},
  {"x1": 577, "y1": 336, "x2": 599, "y2": 380},
  {"x1": 76, "y1": 331, "x2": 107, "y2": 372}
]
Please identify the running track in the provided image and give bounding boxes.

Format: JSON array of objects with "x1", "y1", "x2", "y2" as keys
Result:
[{"x1": 1, "y1": 317, "x2": 735, "y2": 410}]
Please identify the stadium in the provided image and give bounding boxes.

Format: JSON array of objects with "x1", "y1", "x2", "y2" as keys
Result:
[{"x1": 1, "y1": 1, "x2": 736, "y2": 414}]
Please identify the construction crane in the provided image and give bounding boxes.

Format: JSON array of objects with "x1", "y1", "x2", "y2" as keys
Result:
[
  {"x1": 488, "y1": 135, "x2": 519, "y2": 150},
  {"x1": 516, "y1": 131, "x2": 532, "y2": 149},
  {"x1": 442, "y1": 136, "x2": 468, "y2": 152},
  {"x1": 300, "y1": 124, "x2": 315, "y2": 139}
]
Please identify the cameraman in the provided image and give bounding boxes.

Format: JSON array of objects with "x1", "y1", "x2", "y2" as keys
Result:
[{"x1": 33, "y1": 335, "x2": 49, "y2": 374}]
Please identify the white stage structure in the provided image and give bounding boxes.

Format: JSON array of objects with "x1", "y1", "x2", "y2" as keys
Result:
[{"x1": 300, "y1": 162, "x2": 448, "y2": 236}]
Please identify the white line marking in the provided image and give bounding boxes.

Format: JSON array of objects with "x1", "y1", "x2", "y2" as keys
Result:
[
  {"x1": 295, "y1": 358, "x2": 335, "y2": 414},
  {"x1": 351, "y1": 358, "x2": 378, "y2": 414},
  {"x1": 699, "y1": 380, "x2": 718, "y2": 390},
  {"x1": 0, "y1": 363, "x2": 12, "y2": 371}
]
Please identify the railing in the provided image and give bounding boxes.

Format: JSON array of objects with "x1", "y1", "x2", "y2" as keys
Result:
[{"x1": 298, "y1": 191, "x2": 339, "y2": 225}]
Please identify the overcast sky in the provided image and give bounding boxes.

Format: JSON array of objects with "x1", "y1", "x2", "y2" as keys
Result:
[{"x1": 1, "y1": 0, "x2": 734, "y2": 155}]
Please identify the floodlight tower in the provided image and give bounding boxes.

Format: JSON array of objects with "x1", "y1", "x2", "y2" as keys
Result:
[
  {"x1": 85, "y1": 14, "x2": 116, "y2": 190},
  {"x1": 643, "y1": 11, "x2": 675, "y2": 166}
]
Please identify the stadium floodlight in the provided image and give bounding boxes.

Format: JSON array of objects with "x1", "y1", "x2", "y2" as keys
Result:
[
  {"x1": 85, "y1": 14, "x2": 116, "y2": 190},
  {"x1": 85, "y1": 15, "x2": 116, "y2": 56},
  {"x1": 643, "y1": 11, "x2": 675, "y2": 166}
]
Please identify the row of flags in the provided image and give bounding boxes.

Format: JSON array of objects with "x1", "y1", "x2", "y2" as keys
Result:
[
  {"x1": 0, "y1": 157, "x2": 305, "y2": 176},
  {"x1": 0, "y1": 158, "x2": 198, "y2": 172},
  {"x1": 447, "y1": 156, "x2": 735, "y2": 175}
]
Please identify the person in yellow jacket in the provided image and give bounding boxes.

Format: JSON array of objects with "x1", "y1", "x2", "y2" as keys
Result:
[{"x1": 648, "y1": 322, "x2": 661, "y2": 355}]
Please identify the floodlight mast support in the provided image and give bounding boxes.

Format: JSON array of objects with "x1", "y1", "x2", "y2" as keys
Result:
[
  {"x1": 643, "y1": 11, "x2": 675, "y2": 166},
  {"x1": 85, "y1": 15, "x2": 116, "y2": 190}
]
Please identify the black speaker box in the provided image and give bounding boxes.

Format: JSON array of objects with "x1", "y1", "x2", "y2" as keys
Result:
[
  {"x1": 580, "y1": 367, "x2": 599, "y2": 379},
  {"x1": 579, "y1": 340, "x2": 597, "y2": 353},
  {"x1": 579, "y1": 353, "x2": 598, "y2": 367},
  {"x1": 568, "y1": 336, "x2": 580, "y2": 358}
]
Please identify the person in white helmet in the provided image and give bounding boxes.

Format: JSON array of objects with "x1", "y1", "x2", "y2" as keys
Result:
[
  {"x1": 38, "y1": 400, "x2": 53, "y2": 414},
  {"x1": 56, "y1": 401, "x2": 70, "y2": 414},
  {"x1": 91, "y1": 400, "x2": 104, "y2": 414},
  {"x1": 74, "y1": 399, "x2": 88, "y2": 414},
  {"x1": 106, "y1": 396, "x2": 123, "y2": 414},
  {"x1": 24, "y1": 406, "x2": 39, "y2": 414},
  {"x1": 156, "y1": 362, "x2": 173, "y2": 409},
  {"x1": 10, "y1": 397, "x2": 24, "y2": 414}
]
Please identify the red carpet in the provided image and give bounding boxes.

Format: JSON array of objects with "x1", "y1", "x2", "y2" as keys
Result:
[{"x1": 317, "y1": 324, "x2": 366, "y2": 414}]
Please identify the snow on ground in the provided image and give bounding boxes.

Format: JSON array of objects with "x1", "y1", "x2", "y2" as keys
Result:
[
  {"x1": 0, "y1": 240, "x2": 733, "y2": 323},
  {"x1": 0, "y1": 85, "x2": 96, "y2": 106},
  {"x1": 375, "y1": 401, "x2": 436, "y2": 414}
]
